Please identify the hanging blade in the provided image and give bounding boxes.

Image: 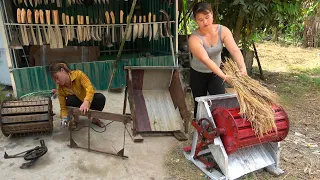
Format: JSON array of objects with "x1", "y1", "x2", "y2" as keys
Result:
[
  {"x1": 27, "y1": 9, "x2": 37, "y2": 45},
  {"x1": 143, "y1": 15, "x2": 148, "y2": 38},
  {"x1": 70, "y1": 16, "x2": 75, "y2": 40},
  {"x1": 29, "y1": 0, "x2": 33, "y2": 7},
  {"x1": 132, "y1": 15, "x2": 138, "y2": 41},
  {"x1": 159, "y1": 15, "x2": 165, "y2": 38},
  {"x1": 110, "y1": 11, "x2": 116, "y2": 43},
  {"x1": 148, "y1": 12, "x2": 152, "y2": 41},
  {"x1": 153, "y1": 14, "x2": 158, "y2": 40},
  {"x1": 24, "y1": 0, "x2": 28, "y2": 7},
  {"x1": 17, "y1": 8, "x2": 27, "y2": 46},
  {"x1": 66, "y1": 15, "x2": 72, "y2": 42},
  {"x1": 34, "y1": 10, "x2": 43, "y2": 45},
  {"x1": 120, "y1": 10, "x2": 125, "y2": 41},
  {"x1": 105, "y1": 11, "x2": 112, "y2": 47},
  {"x1": 62, "y1": 13, "x2": 68, "y2": 46},
  {"x1": 39, "y1": 10, "x2": 49, "y2": 44},
  {"x1": 54, "y1": 10, "x2": 63, "y2": 48},
  {"x1": 138, "y1": 15, "x2": 143, "y2": 38},
  {"x1": 34, "y1": 0, "x2": 38, "y2": 7},
  {"x1": 126, "y1": 16, "x2": 132, "y2": 41}
]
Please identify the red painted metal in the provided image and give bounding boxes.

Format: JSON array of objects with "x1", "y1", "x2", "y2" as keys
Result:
[{"x1": 212, "y1": 105, "x2": 289, "y2": 154}]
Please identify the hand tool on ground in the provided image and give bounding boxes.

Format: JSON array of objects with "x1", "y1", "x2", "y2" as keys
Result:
[
  {"x1": 20, "y1": 8, "x2": 29, "y2": 46},
  {"x1": 153, "y1": 14, "x2": 158, "y2": 40},
  {"x1": 120, "y1": 10, "x2": 125, "y2": 41},
  {"x1": 126, "y1": 16, "x2": 132, "y2": 41},
  {"x1": 4, "y1": 140, "x2": 47, "y2": 169},
  {"x1": 148, "y1": 12, "x2": 152, "y2": 41},
  {"x1": 143, "y1": 15, "x2": 148, "y2": 38},
  {"x1": 53, "y1": 10, "x2": 63, "y2": 48},
  {"x1": 183, "y1": 94, "x2": 290, "y2": 180},
  {"x1": 138, "y1": 15, "x2": 143, "y2": 38},
  {"x1": 110, "y1": 11, "x2": 116, "y2": 43},
  {"x1": 105, "y1": 11, "x2": 112, "y2": 47},
  {"x1": 132, "y1": 15, "x2": 138, "y2": 41},
  {"x1": 39, "y1": 10, "x2": 49, "y2": 44},
  {"x1": 34, "y1": 10, "x2": 43, "y2": 45}
]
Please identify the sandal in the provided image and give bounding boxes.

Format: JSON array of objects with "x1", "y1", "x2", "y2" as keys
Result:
[{"x1": 92, "y1": 118, "x2": 105, "y2": 128}]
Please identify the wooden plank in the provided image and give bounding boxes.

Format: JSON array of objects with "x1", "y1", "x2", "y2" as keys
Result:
[
  {"x1": 68, "y1": 107, "x2": 130, "y2": 123},
  {"x1": 132, "y1": 90, "x2": 151, "y2": 131},
  {"x1": 169, "y1": 69, "x2": 191, "y2": 133},
  {"x1": 1, "y1": 106, "x2": 48, "y2": 115},
  {"x1": 2, "y1": 100, "x2": 49, "y2": 107},
  {"x1": 143, "y1": 90, "x2": 182, "y2": 132},
  {"x1": 126, "y1": 123, "x2": 144, "y2": 142},
  {"x1": 1, "y1": 114, "x2": 49, "y2": 124}
]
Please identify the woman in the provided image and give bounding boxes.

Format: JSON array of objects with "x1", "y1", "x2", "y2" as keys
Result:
[
  {"x1": 189, "y1": 2, "x2": 247, "y2": 117},
  {"x1": 49, "y1": 62, "x2": 106, "y2": 127}
]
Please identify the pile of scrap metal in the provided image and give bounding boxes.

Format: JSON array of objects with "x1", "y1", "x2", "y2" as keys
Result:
[
  {"x1": 0, "y1": 97, "x2": 54, "y2": 137},
  {"x1": 184, "y1": 94, "x2": 290, "y2": 180},
  {"x1": 12, "y1": 0, "x2": 173, "y2": 49}
]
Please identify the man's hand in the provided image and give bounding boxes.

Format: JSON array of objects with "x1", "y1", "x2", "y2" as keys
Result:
[{"x1": 79, "y1": 100, "x2": 90, "y2": 114}]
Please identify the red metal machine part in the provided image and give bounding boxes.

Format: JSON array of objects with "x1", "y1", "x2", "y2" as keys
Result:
[{"x1": 184, "y1": 105, "x2": 289, "y2": 164}]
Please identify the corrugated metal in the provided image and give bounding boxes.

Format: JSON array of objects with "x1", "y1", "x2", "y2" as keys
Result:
[{"x1": 13, "y1": 55, "x2": 174, "y2": 97}]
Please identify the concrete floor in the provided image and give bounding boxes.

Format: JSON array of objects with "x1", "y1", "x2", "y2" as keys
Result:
[{"x1": 0, "y1": 91, "x2": 180, "y2": 180}]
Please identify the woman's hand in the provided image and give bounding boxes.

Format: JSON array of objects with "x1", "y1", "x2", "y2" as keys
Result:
[
  {"x1": 240, "y1": 67, "x2": 248, "y2": 76},
  {"x1": 80, "y1": 100, "x2": 90, "y2": 114}
]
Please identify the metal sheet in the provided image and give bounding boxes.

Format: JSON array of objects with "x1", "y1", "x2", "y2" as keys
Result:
[
  {"x1": 227, "y1": 144, "x2": 275, "y2": 180},
  {"x1": 143, "y1": 90, "x2": 182, "y2": 131},
  {"x1": 142, "y1": 69, "x2": 172, "y2": 90},
  {"x1": 13, "y1": 55, "x2": 174, "y2": 97}
]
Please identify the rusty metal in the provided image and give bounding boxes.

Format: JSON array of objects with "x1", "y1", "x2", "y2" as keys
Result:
[
  {"x1": 67, "y1": 107, "x2": 129, "y2": 158},
  {"x1": 0, "y1": 98, "x2": 53, "y2": 137},
  {"x1": 4, "y1": 139, "x2": 48, "y2": 169}
]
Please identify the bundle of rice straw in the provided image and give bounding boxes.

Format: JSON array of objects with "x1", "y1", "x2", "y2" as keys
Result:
[{"x1": 222, "y1": 58, "x2": 280, "y2": 137}]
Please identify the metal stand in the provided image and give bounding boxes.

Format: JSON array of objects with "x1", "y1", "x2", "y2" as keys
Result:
[{"x1": 67, "y1": 107, "x2": 130, "y2": 159}]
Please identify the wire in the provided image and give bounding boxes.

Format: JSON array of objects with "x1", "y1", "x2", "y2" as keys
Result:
[{"x1": 71, "y1": 121, "x2": 114, "y2": 133}]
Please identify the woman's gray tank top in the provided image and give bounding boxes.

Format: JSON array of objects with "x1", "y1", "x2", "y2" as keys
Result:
[{"x1": 190, "y1": 24, "x2": 223, "y2": 73}]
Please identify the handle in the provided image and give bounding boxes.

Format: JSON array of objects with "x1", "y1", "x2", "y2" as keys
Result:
[
  {"x1": 86, "y1": 16, "x2": 89, "y2": 25},
  {"x1": 110, "y1": 11, "x2": 115, "y2": 24},
  {"x1": 148, "y1": 12, "x2": 151, "y2": 23},
  {"x1": 66, "y1": 15, "x2": 70, "y2": 25},
  {"x1": 105, "y1": 11, "x2": 110, "y2": 24},
  {"x1": 80, "y1": 16, "x2": 84, "y2": 25},
  {"x1": 34, "y1": 10, "x2": 39, "y2": 24},
  {"x1": 77, "y1": 15, "x2": 80, "y2": 25},
  {"x1": 17, "y1": 8, "x2": 21, "y2": 24},
  {"x1": 120, "y1": 10, "x2": 123, "y2": 24},
  {"x1": 71, "y1": 16, "x2": 74, "y2": 25},
  {"x1": 133, "y1": 15, "x2": 136, "y2": 23},
  {"x1": 53, "y1": 10, "x2": 59, "y2": 25},
  {"x1": 143, "y1": 15, "x2": 146, "y2": 23},
  {"x1": 153, "y1": 14, "x2": 156, "y2": 22},
  {"x1": 21, "y1": 8, "x2": 26, "y2": 24},
  {"x1": 39, "y1": 10, "x2": 44, "y2": 24},
  {"x1": 62, "y1": 13, "x2": 66, "y2": 25},
  {"x1": 45, "y1": 10, "x2": 51, "y2": 25},
  {"x1": 139, "y1": 15, "x2": 142, "y2": 23},
  {"x1": 27, "y1": 9, "x2": 32, "y2": 24}
]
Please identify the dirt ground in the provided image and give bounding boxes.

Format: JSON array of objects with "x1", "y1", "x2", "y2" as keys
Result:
[{"x1": 165, "y1": 42, "x2": 320, "y2": 180}]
